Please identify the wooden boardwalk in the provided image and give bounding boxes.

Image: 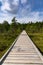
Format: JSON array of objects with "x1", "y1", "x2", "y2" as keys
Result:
[{"x1": 2, "y1": 31, "x2": 43, "y2": 65}]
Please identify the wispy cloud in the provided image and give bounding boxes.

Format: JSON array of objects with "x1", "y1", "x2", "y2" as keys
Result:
[
  {"x1": 17, "y1": 12, "x2": 43, "y2": 23},
  {"x1": 0, "y1": 0, "x2": 43, "y2": 23},
  {"x1": 21, "y1": 0, "x2": 27, "y2": 4}
]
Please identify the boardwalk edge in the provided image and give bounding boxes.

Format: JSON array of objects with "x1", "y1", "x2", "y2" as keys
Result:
[
  {"x1": 28, "y1": 36, "x2": 43, "y2": 62},
  {"x1": 0, "y1": 36, "x2": 18, "y2": 65}
]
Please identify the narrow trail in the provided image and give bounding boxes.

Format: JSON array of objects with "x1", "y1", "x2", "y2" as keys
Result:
[{"x1": 2, "y1": 31, "x2": 43, "y2": 65}]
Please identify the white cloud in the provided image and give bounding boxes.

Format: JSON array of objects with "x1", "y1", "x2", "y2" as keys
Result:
[
  {"x1": 0, "y1": 0, "x2": 2, "y2": 1},
  {"x1": 0, "y1": 0, "x2": 43, "y2": 23},
  {"x1": 1, "y1": 0, "x2": 29, "y2": 15},
  {"x1": 21, "y1": 0, "x2": 27, "y2": 4},
  {"x1": 0, "y1": 13, "x2": 13, "y2": 23},
  {"x1": 17, "y1": 12, "x2": 43, "y2": 23},
  {"x1": 12, "y1": 0, "x2": 19, "y2": 6},
  {"x1": 1, "y1": 0, "x2": 19, "y2": 14},
  {"x1": 1, "y1": 2, "x2": 11, "y2": 11},
  {"x1": 18, "y1": 4, "x2": 31, "y2": 17},
  {"x1": 0, "y1": 11, "x2": 43, "y2": 23}
]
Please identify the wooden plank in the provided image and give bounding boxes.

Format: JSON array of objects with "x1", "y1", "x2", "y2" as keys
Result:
[{"x1": 2, "y1": 30, "x2": 43, "y2": 65}]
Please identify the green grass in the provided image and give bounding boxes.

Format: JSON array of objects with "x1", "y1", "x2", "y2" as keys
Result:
[
  {"x1": 28, "y1": 33, "x2": 43, "y2": 55},
  {"x1": 0, "y1": 31, "x2": 20, "y2": 59},
  {"x1": 0, "y1": 35, "x2": 15, "y2": 58}
]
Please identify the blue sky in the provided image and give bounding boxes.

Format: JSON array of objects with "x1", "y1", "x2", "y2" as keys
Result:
[{"x1": 0, "y1": 0, "x2": 43, "y2": 23}]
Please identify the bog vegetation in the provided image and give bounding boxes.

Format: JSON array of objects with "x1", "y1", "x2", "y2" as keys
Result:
[{"x1": 0, "y1": 17, "x2": 43, "y2": 58}]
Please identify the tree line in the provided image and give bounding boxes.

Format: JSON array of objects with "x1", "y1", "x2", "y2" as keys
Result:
[{"x1": 0, "y1": 17, "x2": 43, "y2": 33}]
